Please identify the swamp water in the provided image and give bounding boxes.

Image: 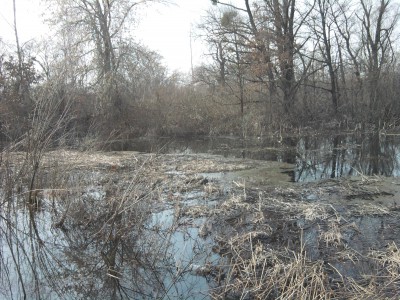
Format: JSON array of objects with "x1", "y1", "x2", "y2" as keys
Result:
[
  {"x1": 2, "y1": 133, "x2": 400, "y2": 299},
  {"x1": 109, "y1": 132, "x2": 400, "y2": 182},
  {"x1": 0, "y1": 151, "x2": 253, "y2": 299}
]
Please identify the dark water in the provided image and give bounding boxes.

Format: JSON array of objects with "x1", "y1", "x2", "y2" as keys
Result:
[
  {"x1": 3, "y1": 133, "x2": 399, "y2": 299},
  {"x1": 106, "y1": 132, "x2": 400, "y2": 182},
  {"x1": 0, "y1": 166, "x2": 217, "y2": 299}
]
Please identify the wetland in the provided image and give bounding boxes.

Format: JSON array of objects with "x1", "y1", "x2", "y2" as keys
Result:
[{"x1": 1, "y1": 132, "x2": 400, "y2": 299}]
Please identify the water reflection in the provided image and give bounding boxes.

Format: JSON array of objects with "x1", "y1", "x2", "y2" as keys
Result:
[
  {"x1": 2, "y1": 133, "x2": 400, "y2": 299},
  {"x1": 110, "y1": 133, "x2": 400, "y2": 182},
  {"x1": 294, "y1": 133, "x2": 400, "y2": 181},
  {"x1": 0, "y1": 160, "x2": 213, "y2": 299}
]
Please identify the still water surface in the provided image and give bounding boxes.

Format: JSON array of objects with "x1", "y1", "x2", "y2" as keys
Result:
[
  {"x1": 108, "y1": 132, "x2": 400, "y2": 182},
  {"x1": 3, "y1": 132, "x2": 399, "y2": 299}
]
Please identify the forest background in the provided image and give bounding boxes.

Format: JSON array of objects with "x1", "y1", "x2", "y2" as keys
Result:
[{"x1": 1, "y1": 0, "x2": 400, "y2": 147}]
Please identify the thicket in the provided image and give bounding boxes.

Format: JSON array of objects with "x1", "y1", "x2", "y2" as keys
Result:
[{"x1": 2, "y1": 1, "x2": 400, "y2": 147}]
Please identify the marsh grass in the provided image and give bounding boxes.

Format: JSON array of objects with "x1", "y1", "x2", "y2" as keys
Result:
[
  {"x1": 209, "y1": 181, "x2": 400, "y2": 300},
  {"x1": 212, "y1": 232, "x2": 331, "y2": 299},
  {"x1": 2, "y1": 144, "x2": 400, "y2": 299}
]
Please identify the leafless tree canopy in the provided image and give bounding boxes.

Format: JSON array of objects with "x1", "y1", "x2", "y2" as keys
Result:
[
  {"x1": 1, "y1": 0, "x2": 400, "y2": 141},
  {"x1": 201, "y1": 0, "x2": 400, "y2": 130}
]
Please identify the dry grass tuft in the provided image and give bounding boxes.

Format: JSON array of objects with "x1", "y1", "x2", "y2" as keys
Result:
[
  {"x1": 209, "y1": 177, "x2": 400, "y2": 300},
  {"x1": 214, "y1": 230, "x2": 400, "y2": 299},
  {"x1": 319, "y1": 219, "x2": 343, "y2": 247},
  {"x1": 212, "y1": 232, "x2": 332, "y2": 299}
]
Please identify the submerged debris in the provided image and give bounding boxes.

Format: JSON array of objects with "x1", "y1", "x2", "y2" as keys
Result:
[
  {"x1": 207, "y1": 177, "x2": 400, "y2": 299},
  {"x1": 3, "y1": 150, "x2": 400, "y2": 299}
]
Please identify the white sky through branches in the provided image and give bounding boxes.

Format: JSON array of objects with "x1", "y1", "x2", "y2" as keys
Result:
[{"x1": 0, "y1": 0, "x2": 244, "y2": 74}]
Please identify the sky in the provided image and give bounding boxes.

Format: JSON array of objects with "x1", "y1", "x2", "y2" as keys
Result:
[
  {"x1": 136, "y1": 0, "x2": 214, "y2": 73},
  {"x1": 0, "y1": 0, "x2": 48, "y2": 45},
  {"x1": 0, "y1": 0, "x2": 244, "y2": 74}
]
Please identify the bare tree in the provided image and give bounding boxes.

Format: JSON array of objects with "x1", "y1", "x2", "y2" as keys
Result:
[
  {"x1": 198, "y1": 8, "x2": 230, "y2": 88},
  {"x1": 211, "y1": 0, "x2": 313, "y2": 118},
  {"x1": 359, "y1": 0, "x2": 398, "y2": 123},
  {"x1": 308, "y1": 0, "x2": 341, "y2": 114},
  {"x1": 211, "y1": 0, "x2": 277, "y2": 112},
  {"x1": 268, "y1": 0, "x2": 297, "y2": 113},
  {"x1": 45, "y1": 0, "x2": 170, "y2": 117},
  {"x1": 198, "y1": 7, "x2": 252, "y2": 118}
]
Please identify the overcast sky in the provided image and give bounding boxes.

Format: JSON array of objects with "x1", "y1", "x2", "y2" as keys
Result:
[
  {"x1": 0, "y1": 0, "x2": 244, "y2": 74},
  {"x1": 136, "y1": 0, "x2": 213, "y2": 73}
]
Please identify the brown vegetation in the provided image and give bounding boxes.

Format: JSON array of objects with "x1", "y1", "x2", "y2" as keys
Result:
[
  {"x1": 203, "y1": 176, "x2": 400, "y2": 300},
  {"x1": 2, "y1": 1, "x2": 400, "y2": 143},
  {"x1": 2, "y1": 0, "x2": 400, "y2": 299},
  {"x1": 2, "y1": 141, "x2": 400, "y2": 299}
]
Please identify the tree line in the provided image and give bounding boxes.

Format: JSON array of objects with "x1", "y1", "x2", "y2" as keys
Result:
[
  {"x1": 198, "y1": 0, "x2": 400, "y2": 132},
  {"x1": 1, "y1": 0, "x2": 400, "y2": 146}
]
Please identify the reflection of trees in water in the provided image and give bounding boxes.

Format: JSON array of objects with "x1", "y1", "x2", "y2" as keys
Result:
[
  {"x1": 349, "y1": 133, "x2": 398, "y2": 177},
  {"x1": 362, "y1": 133, "x2": 397, "y2": 176},
  {"x1": 0, "y1": 159, "x2": 207, "y2": 299},
  {"x1": 295, "y1": 135, "x2": 334, "y2": 181},
  {"x1": 294, "y1": 133, "x2": 400, "y2": 181}
]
